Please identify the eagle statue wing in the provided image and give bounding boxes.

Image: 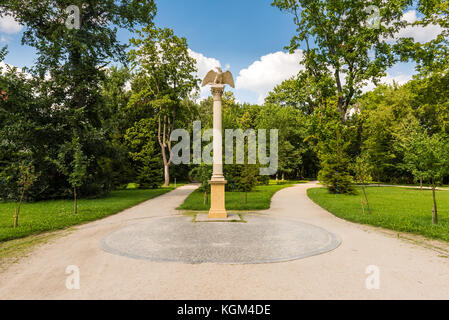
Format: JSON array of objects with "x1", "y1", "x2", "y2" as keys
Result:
[
  {"x1": 202, "y1": 70, "x2": 217, "y2": 87},
  {"x1": 223, "y1": 71, "x2": 235, "y2": 88}
]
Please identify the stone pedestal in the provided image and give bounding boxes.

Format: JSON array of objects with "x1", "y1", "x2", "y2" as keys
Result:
[
  {"x1": 209, "y1": 180, "x2": 227, "y2": 219},
  {"x1": 209, "y1": 84, "x2": 227, "y2": 219}
]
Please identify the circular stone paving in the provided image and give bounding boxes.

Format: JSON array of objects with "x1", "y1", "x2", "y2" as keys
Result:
[{"x1": 100, "y1": 215, "x2": 341, "y2": 264}]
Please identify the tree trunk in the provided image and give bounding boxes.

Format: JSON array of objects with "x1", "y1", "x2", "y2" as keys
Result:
[
  {"x1": 158, "y1": 115, "x2": 173, "y2": 188},
  {"x1": 164, "y1": 164, "x2": 170, "y2": 187},
  {"x1": 13, "y1": 208, "x2": 19, "y2": 228},
  {"x1": 245, "y1": 191, "x2": 248, "y2": 205},
  {"x1": 420, "y1": 176, "x2": 423, "y2": 190},
  {"x1": 282, "y1": 172, "x2": 285, "y2": 181},
  {"x1": 203, "y1": 191, "x2": 207, "y2": 205},
  {"x1": 362, "y1": 185, "x2": 371, "y2": 214},
  {"x1": 14, "y1": 189, "x2": 25, "y2": 228},
  {"x1": 432, "y1": 183, "x2": 438, "y2": 224},
  {"x1": 74, "y1": 187, "x2": 78, "y2": 215},
  {"x1": 361, "y1": 197, "x2": 365, "y2": 214}
]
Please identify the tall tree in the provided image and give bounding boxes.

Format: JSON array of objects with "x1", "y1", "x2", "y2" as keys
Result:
[
  {"x1": 128, "y1": 27, "x2": 199, "y2": 186},
  {"x1": 272, "y1": 0, "x2": 411, "y2": 121},
  {"x1": 0, "y1": 0, "x2": 157, "y2": 198}
]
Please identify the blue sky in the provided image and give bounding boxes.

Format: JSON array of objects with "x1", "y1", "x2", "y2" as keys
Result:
[
  {"x1": 154, "y1": 0, "x2": 295, "y2": 71},
  {"x1": 0, "y1": 1, "x2": 440, "y2": 104}
]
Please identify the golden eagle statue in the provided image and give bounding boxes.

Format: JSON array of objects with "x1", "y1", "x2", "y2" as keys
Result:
[{"x1": 201, "y1": 67, "x2": 235, "y2": 88}]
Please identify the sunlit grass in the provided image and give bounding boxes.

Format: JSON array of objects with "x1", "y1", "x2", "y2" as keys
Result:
[
  {"x1": 178, "y1": 180, "x2": 307, "y2": 211},
  {"x1": 308, "y1": 187, "x2": 449, "y2": 242},
  {"x1": 0, "y1": 185, "x2": 177, "y2": 242}
]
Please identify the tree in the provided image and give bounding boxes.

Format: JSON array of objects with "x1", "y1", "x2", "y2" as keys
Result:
[
  {"x1": 316, "y1": 107, "x2": 356, "y2": 194},
  {"x1": 0, "y1": 0, "x2": 157, "y2": 199},
  {"x1": 14, "y1": 161, "x2": 38, "y2": 228},
  {"x1": 359, "y1": 84, "x2": 415, "y2": 183},
  {"x1": 394, "y1": 0, "x2": 448, "y2": 75},
  {"x1": 68, "y1": 137, "x2": 88, "y2": 214},
  {"x1": 272, "y1": 0, "x2": 410, "y2": 121},
  {"x1": 124, "y1": 118, "x2": 163, "y2": 189},
  {"x1": 128, "y1": 27, "x2": 199, "y2": 186},
  {"x1": 257, "y1": 104, "x2": 309, "y2": 180},
  {"x1": 0, "y1": 62, "x2": 61, "y2": 201},
  {"x1": 352, "y1": 153, "x2": 373, "y2": 214},
  {"x1": 318, "y1": 141, "x2": 356, "y2": 194},
  {"x1": 265, "y1": 70, "x2": 336, "y2": 115},
  {"x1": 238, "y1": 164, "x2": 258, "y2": 205},
  {"x1": 54, "y1": 136, "x2": 88, "y2": 214},
  {"x1": 189, "y1": 164, "x2": 212, "y2": 205},
  {"x1": 395, "y1": 124, "x2": 449, "y2": 224}
]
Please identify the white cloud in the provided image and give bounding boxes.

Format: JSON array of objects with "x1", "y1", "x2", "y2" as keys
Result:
[
  {"x1": 362, "y1": 71, "x2": 413, "y2": 92},
  {"x1": 188, "y1": 49, "x2": 222, "y2": 98},
  {"x1": 0, "y1": 61, "x2": 33, "y2": 80},
  {"x1": 235, "y1": 50, "x2": 305, "y2": 104},
  {"x1": 0, "y1": 15, "x2": 23, "y2": 34},
  {"x1": 390, "y1": 10, "x2": 443, "y2": 43}
]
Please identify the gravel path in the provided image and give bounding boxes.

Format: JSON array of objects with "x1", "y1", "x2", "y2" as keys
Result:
[{"x1": 0, "y1": 182, "x2": 448, "y2": 300}]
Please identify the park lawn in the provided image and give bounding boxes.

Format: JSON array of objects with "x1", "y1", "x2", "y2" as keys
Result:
[
  {"x1": 0, "y1": 186, "x2": 177, "y2": 242},
  {"x1": 178, "y1": 180, "x2": 307, "y2": 211},
  {"x1": 307, "y1": 187, "x2": 449, "y2": 242}
]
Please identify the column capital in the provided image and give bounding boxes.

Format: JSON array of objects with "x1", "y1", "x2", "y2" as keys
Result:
[{"x1": 211, "y1": 84, "x2": 225, "y2": 101}]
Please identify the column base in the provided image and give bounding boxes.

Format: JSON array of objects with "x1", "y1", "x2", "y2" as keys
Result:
[{"x1": 208, "y1": 179, "x2": 227, "y2": 219}]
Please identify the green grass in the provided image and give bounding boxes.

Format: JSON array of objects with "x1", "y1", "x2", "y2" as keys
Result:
[
  {"x1": 0, "y1": 185, "x2": 178, "y2": 242},
  {"x1": 178, "y1": 180, "x2": 307, "y2": 211},
  {"x1": 307, "y1": 187, "x2": 449, "y2": 242}
]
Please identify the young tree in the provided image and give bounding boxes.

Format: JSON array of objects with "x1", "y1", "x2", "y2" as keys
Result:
[
  {"x1": 54, "y1": 137, "x2": 88, "y2": 214},
  {"x1": 68, "y1": 137, "x2": 88, "y2": 214},
  {"x1": 238, "y1": 164, "x2": 258, "y2": 206},
  {"x1": 395, "y1": 127, "x2": 449, "y2": 224},
  {"x1": 272, "y1": 0, "x2": 410, "y2": 121},
  {"x1": 317, "y1": 122, "x2": 356, "y2": 194},
  {"x1": 352, "y1": 153, "x2": 373, "y2": 214},
  {"x1": 14, "y1": 161, "x2": 38, "y2": 228},
  {"x1": 189, "y1": 164, "x2": 212, "y2": 205},
  {"x1": 128, "y1": 27, "x2": 199, "y2": 186}
]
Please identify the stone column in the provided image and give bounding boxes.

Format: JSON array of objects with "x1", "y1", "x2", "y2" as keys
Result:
[{"x1": 209, "y1": 84, "x2": 227, "y2": 219}]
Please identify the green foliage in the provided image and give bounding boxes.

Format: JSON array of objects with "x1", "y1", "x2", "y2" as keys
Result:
[
  {"x1": 394, "y1": 1, "x2": 448, "y2": 74},
  {"x1": 0, "y1": 0, "x2": 158, "y2": 200},
  {"x1": 13, "y1": 161, "x2": 38, "y2": 227},
  {"x1": 265, "y1": 71, "x2": 336, "y2": 115},
  {"x1": 127, "y1": 26, "x2": 199, "y2": 186},
  {"x1": 318, "y1": 126, "x2": 356, "y2": 194},
  {"x1": 189, "y1": 164, "x2": 212, "y2": 204},
  {"x1": 358, "y1": 84, "x2": 416, "y2": 182},
  {"x1": 352, "y1": 153, "x2": 373, "y2": 185},
  {"x1": 124, "y1": 118, "x2": 163, "y2": 189},
  {"x1": 394, "y1": 119, "x2": 449, "y2": 186},
  {"x1": 351, "y1": 153, "x2": 373, "y2": 213},
  {"x1": 189, "y1": 164, "x2": 212, "y2": 193},
  {"x1": 273, "y1": 0, "x2": 411, "y2": 120}
]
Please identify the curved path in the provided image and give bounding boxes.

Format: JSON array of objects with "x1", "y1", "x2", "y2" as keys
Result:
[{"x1": 0, "y1": 182, "x2": 448, "y2": 299}]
